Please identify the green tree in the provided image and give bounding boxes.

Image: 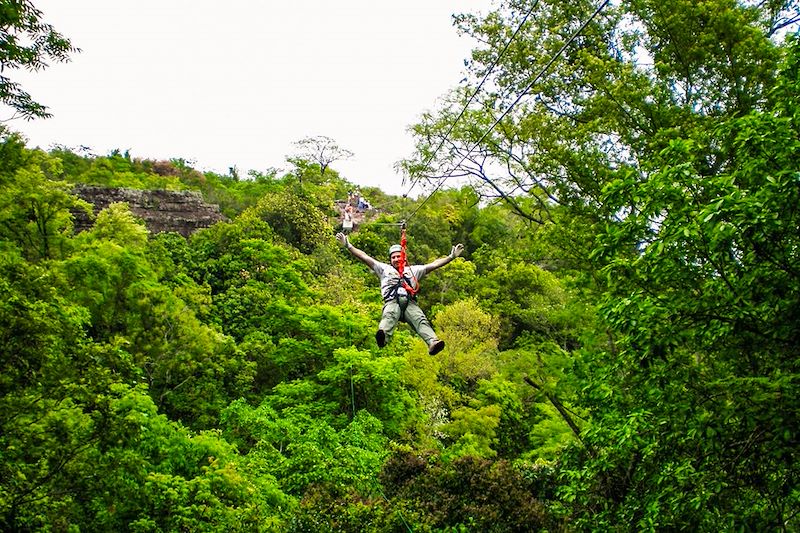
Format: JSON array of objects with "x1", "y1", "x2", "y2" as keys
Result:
[
  {"x1": 0, "y1": 126, "x2": 27, "y2": 179},
  {"x1": 290, "y1": 135, "x2": 354, "y2": 177},
  {"x1": 317, "y1": 346, "x2": 420, "y2": 436},
  {"x1": 0, "y1": 146, "x2": 90, "y2": 261},
  {"x1": 558, "y1": 43, "x2": 800, "y2": 528},
  {"x1": 0, "y1": 0, "x2": 77, "y2": 119},
  {"x1": 60, "y1": 205, "x2": 251, "y2": 427},
  {"x1": 472, "y1": 251, "x2": 570, "y2": 348},
  {"x1": 404, "y1": 0, "x2": 792, "y2": 222},
  {"x1": 246, "y1": 191, "x2": 331, "y2": 254},
  {"x1": 434, "y1": 298, "x2": 499, "y2": 394},
  {"x1": 407, "y1": 0, "x2": 799, "y2": 529},
  {"x1": 222, "y1": 399, "x2": 387, "y2": 498},
  {"x1": 75, "y1": 151, "x2": 187, "y2": 190},
  {"x1": 380, "y1": 454, "x2": 556, "y2": 531}
]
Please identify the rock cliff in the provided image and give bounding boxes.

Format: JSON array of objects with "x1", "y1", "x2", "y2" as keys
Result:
[{"x1": 73, "y1": 186, "x2": 226, "y2": 237}]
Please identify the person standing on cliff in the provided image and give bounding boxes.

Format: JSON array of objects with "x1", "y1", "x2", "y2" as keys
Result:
[
  {"x1": 336, "y1": 232, "x2": 463, "y2": 355},
  {"x1": 342, "y1": 205, "x2": 354, "y2": 233}
]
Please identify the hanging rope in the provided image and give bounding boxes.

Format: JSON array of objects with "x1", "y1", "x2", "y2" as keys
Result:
[{"x1": 398, "y1": 222, "x2": 408, "y2": 274}]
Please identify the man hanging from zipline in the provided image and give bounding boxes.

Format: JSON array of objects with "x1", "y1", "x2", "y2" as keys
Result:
[{"x1": 336, "y1": 230, "x2": 464, "y2": 355}]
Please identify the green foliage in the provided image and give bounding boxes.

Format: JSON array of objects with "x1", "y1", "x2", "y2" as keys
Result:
[
  {"x1": 145, "y1": 232, "x2": 215, "y2": 321},
  {"x1": 0, "y1": 239, "x2": 277, "y2": 529},
  {"x1": 475, "y1": 375, "x2": 545, "y2": 460},
  {"x1": 190, "y1": 168, "x2": 283, "y2": 218},
  {"x1": 472, "y1": 250, "x2": 572, "y2": 348},
  {"x1": 498, "y1": 342, "x2": 585, "y2": 460},
  {"x1": 3, "y1": 9, "x2": 796, "y2": 528},
  {"x1": 433, "y1": 298, "x2": 499, "y2": 394},
  {"x1": 466, "y1": 201, "x2": 518, "y2": 251},
  {"x1": 0, "y1": 146, "x2": 91, "y2": 261},
  {"x1": 421, "y1": 256, "x2": 478, "y2": 311},
  {"x1": 407, "y1": 1, "x2": 800, "y2": 529},
  {"x1": 61, "y1": 206, "x2": 250, "y2": 427},
  {"x1": 317, "y1": 347, "x2": 420, "y2": 437},
  {"x1": 286, "y1": 485, "x2": 397, "y2": 533},
  {"x1": 0, "y1": 0, "x2": 77, "y2": 119},
  {"x1": 347, "y1": 224, "x2": 392, "y2": 263},
  {"x1": 87, "y1": 202, "x2": 149, "y2": 249},
  {"x1": 0, "y1": 127, "x2": 580, "y2": 528},
  {"x1": 442, "y1": 403, "x2": 502, "y2": 459},
  {"x1": 0, "y1": 244, "x2": 87, "y2": 395},
  {"x1": 76, "y1": 152, "x2": 187, "y2": 190},
  {"x1": 222, "y1": 400, "x2": 388, "y2": 497},
  {"x1": 77, "y1": 384, "x2": 286, "y2": 531},
  {"x1": 554, "y1": 36, "x2": 800, "y2": 532},
  {"x1": 0, "y1": 246, "x2": 96, "y2": 530},
  {"x1": 186, "y1": 219, "x2": 276, "y2": 293},
  {"x1": 247, "y1": 191, "x2": 331, "y2": 254},
  {"x1": 48, "y1": 145, "x2": 93, "y2": 176},
  {"x1": 0, "y1": 126, "x2": 28, "y2": 179},
  {"x1": 380, "y1": 453, "x2": 556, "y2": 531}
]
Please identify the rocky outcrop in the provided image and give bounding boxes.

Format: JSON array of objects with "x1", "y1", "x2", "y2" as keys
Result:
[{"x1": 72, "y1": 186, "x2": 226, "y2": 237}]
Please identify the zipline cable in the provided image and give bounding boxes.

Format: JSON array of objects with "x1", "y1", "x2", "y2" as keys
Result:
[
  {"x1": 405, "y1": 0, "x2": 611, "y2": 222},
  {"x1": 403, "y1": 0, "x2": 540, "y2": 197}
]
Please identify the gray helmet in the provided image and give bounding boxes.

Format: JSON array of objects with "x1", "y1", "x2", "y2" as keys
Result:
[{"x1": 388, "y1": 244, "x2": 403, "y2": 257}]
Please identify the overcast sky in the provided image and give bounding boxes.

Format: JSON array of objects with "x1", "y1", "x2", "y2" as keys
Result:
[{"x1": 3, "y1": 0, "x2": 495, "y2": 196}]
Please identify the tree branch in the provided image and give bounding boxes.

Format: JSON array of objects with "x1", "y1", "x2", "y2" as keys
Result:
[{"x1": 523, "y1": 375, "x2": 585, "y2": 445}]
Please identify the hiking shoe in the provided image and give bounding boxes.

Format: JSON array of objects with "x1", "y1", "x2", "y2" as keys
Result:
[
  {"x1": 428, "y1": 339, "x2": 445, "y2": 355},
  {"x1": 375, "y1": 329, "x2": 387, "y2": 348}
]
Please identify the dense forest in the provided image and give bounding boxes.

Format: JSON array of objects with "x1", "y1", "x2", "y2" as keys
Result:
[{"x1": 1, "y1": 0, "x2": 798, "y2": 531}]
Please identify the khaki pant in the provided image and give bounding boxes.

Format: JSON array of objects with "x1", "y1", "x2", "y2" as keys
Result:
[{"x1": 379, "y1": 296, "x2": 437, "y2": 345}]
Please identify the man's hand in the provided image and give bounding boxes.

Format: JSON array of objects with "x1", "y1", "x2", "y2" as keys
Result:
[
  {"x1": 336, "y1": 232, "x2": 350, "y2": 248},
  {"x1": 450, "y1": 244, "x2": 464, "y2": 259}
]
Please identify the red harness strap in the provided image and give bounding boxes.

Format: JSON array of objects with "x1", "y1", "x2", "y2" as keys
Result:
[{"x1": 398, "y1": 226, "x2": 419, "y2": 297}]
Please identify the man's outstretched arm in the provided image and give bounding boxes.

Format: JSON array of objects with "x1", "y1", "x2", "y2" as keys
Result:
[
  {"x1": 336, "y1": 232, "x2": 378, "y2": 270},
  {"x1": 422, "y1": 244, "x2": 464, "y2": 274}
]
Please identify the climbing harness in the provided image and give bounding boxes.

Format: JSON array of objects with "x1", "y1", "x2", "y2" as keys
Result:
[
  {"x1": 385, "y1": 221, "x2": 420, "y2": 320},
  {"x1": 396, "y1": 221, "x2": 419, "y2": 298}
]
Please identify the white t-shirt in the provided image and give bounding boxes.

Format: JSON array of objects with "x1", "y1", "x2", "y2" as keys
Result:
[{"x1": 372, "y1": 261, "x2": 428, "y2": 301}]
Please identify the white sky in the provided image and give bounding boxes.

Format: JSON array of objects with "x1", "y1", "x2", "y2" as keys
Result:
[{"x1": 3, "y1": 0, "x2": 494, "y2": 196}]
